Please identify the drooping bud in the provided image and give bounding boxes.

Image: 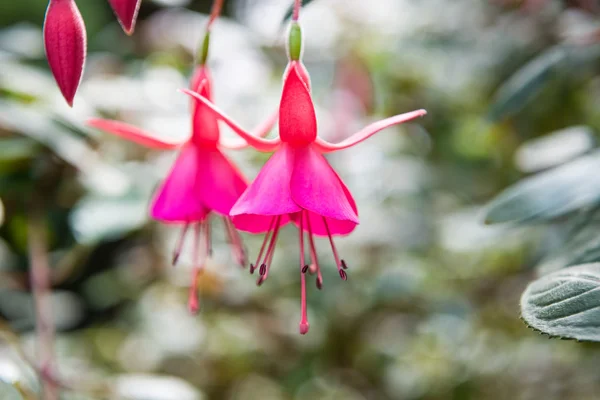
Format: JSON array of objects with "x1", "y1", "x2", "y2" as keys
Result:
[
  {"x1": 287, "y1": 22, "x2": 303, "y2": 61},
  {"x1": 43, "y1": 0, "x2": 87, "y2": 107},
  {"x1": 107, "y1": 0, "x2": 142, "y2": 35}
]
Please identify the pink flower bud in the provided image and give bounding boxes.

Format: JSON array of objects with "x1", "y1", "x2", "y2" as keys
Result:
[
  {"x1": 107, "y1": 0, "x2": 142, "y2": 35},
  {"x1": 43, "y1": 0, "x2": 87, "y2": 107}
]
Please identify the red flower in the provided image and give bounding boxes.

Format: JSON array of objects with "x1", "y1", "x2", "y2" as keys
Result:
[
  {"x1": 107, "y1": 0, "x2": 142, "y2": 35},
  {"x1": 43, "y1": 0, "x2": 86, "y2": 106},
  {"x1": 183, "y1": 59, "x2": 426, "y2": 333},
  {"x1": 88, "y1": 66, "x2": 277, "y2": 313}
]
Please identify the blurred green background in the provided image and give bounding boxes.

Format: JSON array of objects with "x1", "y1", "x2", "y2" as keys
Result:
[{"x1": 2, "y1": 0, "x2": 600, "y2": 399}]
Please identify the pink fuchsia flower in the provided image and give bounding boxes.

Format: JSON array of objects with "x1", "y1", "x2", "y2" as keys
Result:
[
  {"x1": 88, "y1": 65, "x2": 277, "y2": 313},
  {"x1": 43, "y1": 0, "x2": 86, "y2": 106},
  {"x1": 183, "y1": 27, "x2": 427, "y2": 335},
  {"x1": 107, "y1": 0, "x2": 142, "y2": 35}
]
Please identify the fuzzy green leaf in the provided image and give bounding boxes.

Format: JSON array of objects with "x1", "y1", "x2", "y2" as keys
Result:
[{"x1": 521, "y1": 263, "x2": 600, "y2": 342}]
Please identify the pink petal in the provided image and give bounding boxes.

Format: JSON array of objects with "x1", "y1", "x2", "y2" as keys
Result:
[
  {"x1": 87, "y1": 118, "x2": 186, "y2": 149},
  {"x1": 279, "y1": 62, "x2": 317, "y2": 147},
  {"x1": 290, "y1": 146, "x2": 358, "y2": 235},
  {"x1": 107, "y1": 0, "x2": 142, "y2": 35},
  {"x1": 150, "y1": 145, "x2": 208, "y2": 223},
  {"x1": 44, "y1": 0, "x2": 87, "y2": 107},
  {"x1": 230, "y1": 145, "x2": 300, "y2": 233},
  {"x1": 194, "y1": 148, "x2": 247, "y2": 215},
  {"x1": 219, "y1": 111, "x2": 279, "y2": 150},
  {"x1": 283, "y1": 61, "x2": 311, "y2": 90},
  {"x1": 189, "y1": 69, "x2": 220, "y2": 146},
  {"x1": 181, "y1": 89, "x2": 280, "y2": 152},
  {"x1": 314, "y1": 109, "x2": 427, "y2": 153}
]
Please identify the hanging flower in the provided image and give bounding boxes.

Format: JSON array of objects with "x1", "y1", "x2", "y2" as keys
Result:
[
  {"x1": 88, "y1": 65, "x2": 277, "y2": 313},
  {"x1": 43, "y1": 0, "x2": 86, "y2": 106},
  {"x1": 183, "y1": 21, "x2": 427, "y2": 334}
]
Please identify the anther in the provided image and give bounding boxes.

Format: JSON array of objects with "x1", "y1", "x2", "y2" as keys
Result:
[
  {"x1": 339, "y1": 269, "x2": 348, "y2": 281},
  {"x1": 259, "y1": 263, "x2": 267, "y2": 276},
  {"x1": 302, "y1": 265, "x2": 309, "y2": 273},
  {"x1": 341, "y1": 259, "x2": 348, "y2": 270},
  {"x1": 249, "y1": 263, "x2": 256, "y2": 274},
  {"x1": 316, "y1": 277, "x2": 323, "y2": 290}
]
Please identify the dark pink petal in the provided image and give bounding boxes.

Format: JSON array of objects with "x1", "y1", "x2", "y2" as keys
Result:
[
  {"x1": 283, "y1": 61, "x2": 311, "y2": 90},
  {"x1": 290, "y1": 146, "x2": 358, "y2": 235},
  {"x1": 150, "y1": 145, "x2": 208, "y2": 223},
  {"x1": 314, "y1": 109, "x2": 427, "y2": 153},
  {"x1": 44, "y1": 0, "x2": 87, "y2": 106},
  {"x1": 195, "y1": 148, "x2": 247, "y2": 216},
  {"x1": 181, "y1": 89, "x2": 280, "y2": 152},
  {"x1": 87, "y1": 118, "x2": 186, "y2": 149},
  {"x1": 189, "y1": 69, "x2": 220, "y2": 146},
  {"x1": 279, "y1": 61, "x2": 317, "y2": 147},
  {"x1": 230, "y1": 145, "x2": 299, "y2": 233},
  {"x1": 219, "y1": 111, "x2": 279, "y2": 150},
  {"x1": 107, "y1": 0, "x2": 142, "y2": 35}
]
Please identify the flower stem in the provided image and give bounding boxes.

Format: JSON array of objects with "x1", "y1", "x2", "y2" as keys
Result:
[
  {"x1": 28, "y1": 210, "x2": 58, "y2": 400},
  {"x1": 292, "y1": 0, "x2": 302, "y2": 21},
  {"x1": 207, "y1": 0, "x2": 225, "y2": 31}
]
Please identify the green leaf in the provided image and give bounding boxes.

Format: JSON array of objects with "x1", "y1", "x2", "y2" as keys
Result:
[
  {"x1": 521, "y1": 263, "x2": 600, "y2": 341},
  {"x1": 281, "y1": 0, "x2": 316, "y2": 24},
  {"x1": 488, "y1": 46, "x2": 567, "y2": 121},
  {"x1": 484, "y1": 149, "x2": 600, "y2": 224},
  {"x1": 537, "y1": 209, "x2": 600, "y2": 274}
]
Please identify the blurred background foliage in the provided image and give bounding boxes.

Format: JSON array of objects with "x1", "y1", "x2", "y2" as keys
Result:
[{"x1": 2, "y1": 0, "x2": 600, "y2": 399}]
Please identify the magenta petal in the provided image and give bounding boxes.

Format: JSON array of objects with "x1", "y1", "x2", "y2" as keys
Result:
[
  {"x1": 195, "y1": 148, "x2": 247, "y2": 216},
  {"x1": 107, "y1": 0, "x2": 142, "y2": 34},
  {"x1": 150, "y1": 146, "x2": 208, "y2": 223},
  {"x1": 290, "y1": 146, "x2": 358, "y2": 234},
  {"x1": 87, "y1": 118, "x2": 186, "y2": 149},
  {"x1": 279, "y1": 62, "x2": 317, "y2": 146},
  {"x1": 190, "y1": 69, "x2": 220, "y2": 146},
  {"x1": 230, "y1": 145, "x2": 301, "y2": 233},
  {"x1": 44, "y1": 0, "x2": 87, "y2": 106}
]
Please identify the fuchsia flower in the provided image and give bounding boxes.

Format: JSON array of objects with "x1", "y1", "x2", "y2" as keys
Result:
[
  {"x1": 183, "y1": 22, "x2": 427, "y2": 334},
  {"x1": 88, "y1": 65, "x2": 277, "y2": 313},
  {"x1": 43, "y1": 0, "x2": 86, "y2": 106},
  {"x1": 108, "y1": 0, "x2": 142, "y2": 35}
]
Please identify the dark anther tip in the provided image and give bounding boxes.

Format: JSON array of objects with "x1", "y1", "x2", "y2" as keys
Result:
[
  {"x1": 302, "y1": 265, "x2": 309, "y2": 273},
  {"x1": 249, "y1": 264, "x2": 256, "y2": 274},
  {"x1": 316, "y1": 279, "x2": 323, "y2": 290},
  {"x1": 339, "y1": 270, "x2": 348, "y2": 281},
  {"x1": 259, "y1": 263, "x2": 267, "y2": 276},
  {"x1": 340, "y1": 259, "x2": 348, "y2": 270}
]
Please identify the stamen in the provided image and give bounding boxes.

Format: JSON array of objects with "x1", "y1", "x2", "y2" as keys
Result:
[
  {"x1": 306, "y1": 214, "x2": 323, "y2": 289},
  {"x1": 256, "y1": 216, "x2": 282, "y2": 286},
  {"x1": 322, "y1": 216, "x2": 348, "y2": 281},
  {"x1": 188, "y1": 222, "x2": 206, "y2": 314},
  {"x1": 302, "y1": 265, "x2": 309, "y2": 273},
  {"x1": 251, "y1": 216, "x2": 277, "y2": 274},
  {"x1": 172, "y1": 223, "x2": 190, "y2": 266},
  {"x1": 223, "y1": 217, "x2": 247, "y2": 267},
  {"x1": 205, "y1": 220, "x2": 213, "y2": 257},
  {"x1": 299, "y1": 211, "x2": 309, "y2": 334}
]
